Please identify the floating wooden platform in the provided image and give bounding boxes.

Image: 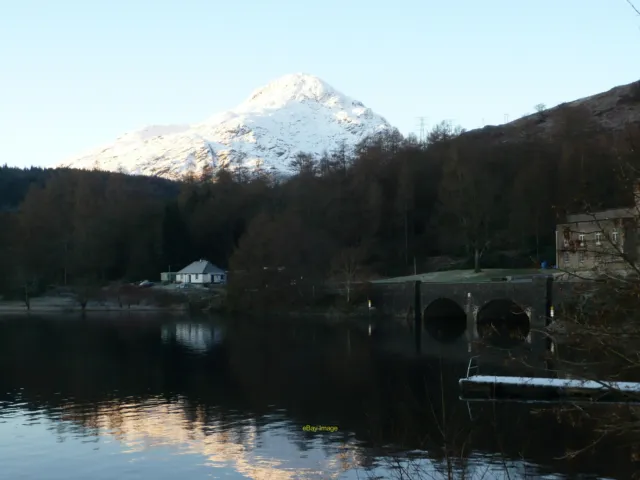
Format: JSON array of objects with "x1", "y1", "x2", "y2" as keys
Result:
[{"x1": 459, "y1": 375, "x2": 640, "y2": 403}]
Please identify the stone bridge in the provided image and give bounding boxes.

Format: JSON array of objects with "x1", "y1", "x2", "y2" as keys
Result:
[{"x1": 369, "y1": 276, "x2": 579, "y2": 359}]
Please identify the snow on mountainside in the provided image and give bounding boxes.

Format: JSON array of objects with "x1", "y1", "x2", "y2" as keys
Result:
[{"x1": 55, "y1": 73, "x2": 396, "y2": 179}]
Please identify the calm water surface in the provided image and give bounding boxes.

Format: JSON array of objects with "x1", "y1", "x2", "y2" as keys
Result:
[{"x1": 0, "y1": 314, "x2": 634, "y2": 479}]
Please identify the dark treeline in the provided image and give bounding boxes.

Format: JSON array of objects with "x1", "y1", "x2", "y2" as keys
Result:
[{"x1": 1, "y1": 103, "x2": 639, "y2": 307}]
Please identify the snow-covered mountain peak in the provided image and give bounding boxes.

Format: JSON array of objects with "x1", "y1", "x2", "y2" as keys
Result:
[
  {"x1": 238, "y1": 73, "x2": 353, "y2": 111},
  {"x1": 117, "y1": 124, "x2": 191, "y2": 142},
  {"x1": 56, "y1": 74, "x2": 396, "y2": 179}
]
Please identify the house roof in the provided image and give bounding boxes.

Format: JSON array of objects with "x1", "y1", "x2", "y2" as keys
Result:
[
  {"x1": 177, "y1": 260, "x2": 225, "y2": 275},
  {"x1": 564, "y1": 207, "x2": 636, "y2": 224}
]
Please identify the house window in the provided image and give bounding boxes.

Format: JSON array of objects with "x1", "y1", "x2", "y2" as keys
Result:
[
  {"x1": 563, "y1": 251, "x2": 570, "y2": 265},
  {"x1": 612, "y1": 229, "x2": 619, "y2": 244},
  {"x1": 563, "y1": 237, "x2": 570, "y2": 248},
  {"x1": 579, "y1": 251, "x2": 587, "y2": 264},
  {"x1": 578, "y1": 234, "x2": 585, "y2": 247},
  {"x1": 595, "y1": 232, "x2": 602, "y2": 246}
]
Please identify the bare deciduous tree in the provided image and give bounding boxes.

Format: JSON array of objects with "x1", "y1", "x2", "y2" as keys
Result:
[
  {"x1": 330, "y1": 247, "x2": 367, "y2": 304},
  {"x1": 426, "y1": 120, "x2": 465, "y2": 145},
  {"x1": 288, "y1": 152, "x2": 317, "y2": 176},
  {"x1": 437, "y1": 141, "x2": 502, "y2": 273},
  {"x1": 539, "y1": 164, "x2": 640, "y2": 461}
]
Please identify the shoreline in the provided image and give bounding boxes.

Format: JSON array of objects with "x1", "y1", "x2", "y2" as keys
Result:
[
  {"x1": 0, "y1": 307, "x2": 189, "y2": 314},
  {"x1": 0, "y1": 297, "x2": 188, "y2": 314},
  {"x1": 0, "y1": 301, "x2": 377, "y2": 320}
]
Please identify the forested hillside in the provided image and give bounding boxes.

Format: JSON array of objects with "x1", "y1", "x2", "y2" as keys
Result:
[
  {"x1": 0, "y1": 166, "x2": 50, "y2": 210},
  {"x1": 1, "y1": 95, "x2": 639, "y2": 306},
  {"x1": 0, "y1": 166, "x2": 180, "y2": 210}
]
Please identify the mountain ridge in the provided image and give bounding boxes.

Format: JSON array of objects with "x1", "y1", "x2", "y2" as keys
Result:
[{"x1": 462, "y1": 79, "x2": 640, "y2": 145}]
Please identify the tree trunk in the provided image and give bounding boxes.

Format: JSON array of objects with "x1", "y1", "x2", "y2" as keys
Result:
[
  {"x1": 404, "y1": 211, "x2": 408, "y2": 266},
  {"x1": 535, "y1": 212, "x2": 540, "y2": 262},
  {"x1": 474, "y1": 248, "x2": 481, "y2": 273},
  {"x1": 63, "y1": 241, "x2": 69, "y2": 286},
  {"x1": 24, "y1": 284, "x2": 30, "y2": 311}
]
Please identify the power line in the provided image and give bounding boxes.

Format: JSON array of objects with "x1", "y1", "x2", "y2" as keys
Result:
[{"x1": 416, "y1": 116, "x2": 428, "y2": 142}]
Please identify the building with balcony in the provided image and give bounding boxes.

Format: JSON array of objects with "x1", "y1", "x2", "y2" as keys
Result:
[{"x1": 555, "y1": 207, "x2": 638, "y2": 274}]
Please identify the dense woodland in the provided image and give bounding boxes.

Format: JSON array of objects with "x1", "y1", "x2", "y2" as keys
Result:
[{"x1": 1, "y1": 102, "x2": 639, "y2": 307}]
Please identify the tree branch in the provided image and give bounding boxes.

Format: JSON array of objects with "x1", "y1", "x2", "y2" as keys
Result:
[{"x1": 626, "y1": 0, "x2": 640, "y2": 16}]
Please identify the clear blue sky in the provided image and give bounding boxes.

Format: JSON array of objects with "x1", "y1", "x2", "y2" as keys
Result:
[{"x1": 1, "y1": 0, "x2": 638, "y2": 169}]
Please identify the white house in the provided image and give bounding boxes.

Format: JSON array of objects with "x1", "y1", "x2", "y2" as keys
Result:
[{"x1": 175, "y1": 260, "x2": 226, "y2": 285}]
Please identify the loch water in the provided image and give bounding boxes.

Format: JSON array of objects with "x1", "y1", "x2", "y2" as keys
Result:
[{"x1": 0, "y1": 314, "x2": 635, "y2": 480}]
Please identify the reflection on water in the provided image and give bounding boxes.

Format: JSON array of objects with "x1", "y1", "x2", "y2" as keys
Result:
[
  {"x1": 161, "y1": 323, "x2": 225, "y2": 353},
  {"x1": 0, "y1": 314, "x2": 635, "y2": 479}
]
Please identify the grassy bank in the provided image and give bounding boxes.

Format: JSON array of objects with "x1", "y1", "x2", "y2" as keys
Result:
[
  {"x1": 0, "y1": 283, "x2": 204, "y2": 314},
  {"x1": 371, "y1": 268, "x2": 551, "y2": 284},
  {"x1": 0, "y1": 296, "x2": 189, "y2": 313}
]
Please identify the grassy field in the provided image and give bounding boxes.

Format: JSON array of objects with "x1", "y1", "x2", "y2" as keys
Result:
[{"x1": 370, "y1": 268, "x2": 556, "y2": 284}]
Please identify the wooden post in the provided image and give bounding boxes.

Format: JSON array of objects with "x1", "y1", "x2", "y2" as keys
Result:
[
  {"x1": 545, "y1": 275, "x2": 554, "y2": 352},
  {"x1": 544, "y1": 275, "x2": 553, "y2": 324},
  {"x1": 465, "y1": 292, "x2": 476, "y2": 353},
  {"x1": 414, "y1": 280, "x2": 422, "y2": 354}
]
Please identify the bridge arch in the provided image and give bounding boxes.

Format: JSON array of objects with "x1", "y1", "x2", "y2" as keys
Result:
[
  {"x1": 476, "y1": 299, "x2": 530, "y2": 347},
  {"x1": 423, "y1": 298, "x2": 467, "y2": 343}
]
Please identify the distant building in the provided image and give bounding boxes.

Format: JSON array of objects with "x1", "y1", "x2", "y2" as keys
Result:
[
  {"x1": 160, "y1": 271, "x2": 178, "y2": 283},
  {"x1": 556, "y1": 207, "x2": 638, "y2": 273},
  {"x1": 162, "y1": 260, "x2": 226, "y2": 285}
]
